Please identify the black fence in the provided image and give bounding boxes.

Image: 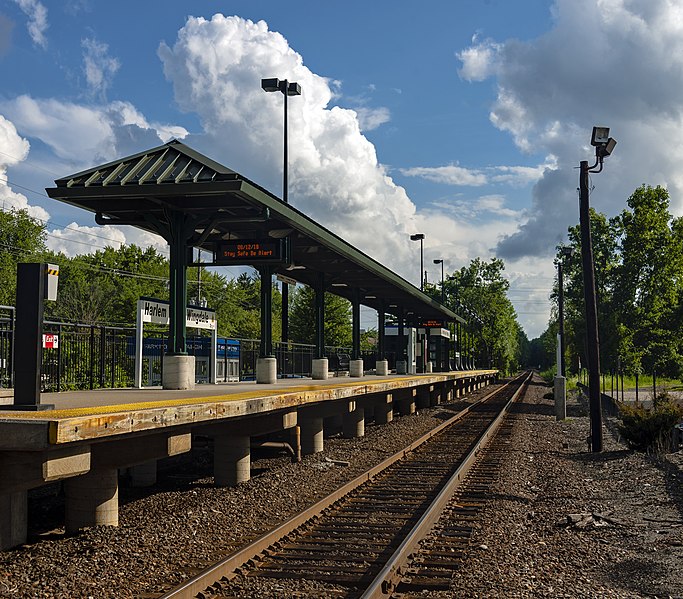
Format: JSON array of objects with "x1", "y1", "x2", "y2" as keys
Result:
[
  {"x1": 0, "y1": 306, "x2": 14, "y2": 388},
  {"x1": 0, "y1": 312, "x2": 389, "y2": 391}
]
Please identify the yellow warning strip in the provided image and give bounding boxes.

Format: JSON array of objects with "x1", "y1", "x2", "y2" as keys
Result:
[{"x1": 0, "y1": 377, "x2": 417, "y2": 420}]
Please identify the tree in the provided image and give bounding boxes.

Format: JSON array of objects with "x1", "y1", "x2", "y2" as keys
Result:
[
  {"x1": 440, "y1": 258, "x2": 521, "y2": 374},
  {"x1": 289, "y1": 286, "x2": 352, "y2": 347},
  {"x1": 0, "y1": 209, "x2": 47, "y2": 306},
  {"x1": 613, "y1": 185, "x2": 683, "y2": 378}
]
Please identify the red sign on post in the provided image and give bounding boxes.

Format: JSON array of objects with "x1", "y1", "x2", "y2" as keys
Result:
[{"x1": 42, "y1": 334, "x2": 59, "y2": 349}]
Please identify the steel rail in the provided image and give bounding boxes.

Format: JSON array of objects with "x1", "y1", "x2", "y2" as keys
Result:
[
  {"x1": 360, "y1": 370, "x2": 532, "y2": 598},
  {"x1": 159, "y1": 373, "x2": 526, "y2": 599}
]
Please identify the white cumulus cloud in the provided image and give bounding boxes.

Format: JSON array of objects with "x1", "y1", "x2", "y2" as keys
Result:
[
  {"x1": 158, "y1": 14, "x2": 419, "y2": 273},
  {"x1": 0, "y1": 96, "x2": 187, "y2": 165},
  {"x1": 457, "y1": 0, "x2": 683, "y2": 260}
]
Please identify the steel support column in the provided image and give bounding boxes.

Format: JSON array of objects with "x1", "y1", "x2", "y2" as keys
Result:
[
  {"x1": 314, "y1": 272, "x2": 325, "y2": 359},
  {"x1": 168, "y1": 211, "x2": 189, "y2": 356},
  {"x1": 351, "y1": 287, "x2": 361, "y2": 360},
  {"x1": 259, "y1": 265, "x2": 274, "y2": 358}
]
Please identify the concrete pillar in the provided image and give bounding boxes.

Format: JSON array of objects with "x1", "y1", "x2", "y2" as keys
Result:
[
  {"x1": 256, "y1": 357, "x2": 277, "y2": 384},
  {"x1": 349, "y1": 359, "x2": 364, "y2": 377},
  {"x1": 376, "y1": 360, "x2": 389, "y2": 376},
  {"x1": 554, "y1": 376, "x2": 566, "y2": 420},
  {"x1": 0, "y1": 491, "x2": 27, "y2": 550},
  {"x1": 129, "y1": 460, "x2": 157, "y2": 487},
  {"x1": 430, "y1": 387, "x2": 442, "y2": 407},
  {"x1": 301, "y1": 417, "x2": 324, "y2": 455},
  {"x1": 374, "y1": 394, "x2": 393, "y2": 424},
  {"x1": 65, "y1": 469, "x2": 119, "y2": 533},
  {"x1": 312, "y1": 358, "x2": 329, "y2": 380},
  {"x1": 162, "y1": 355, "x2": 195, "y2": 390},
  {"x1": 214, "y1": 434, "x2": 250, "y2": 486},
  {"x1": 426, "y1": 361, "x2": 433, "y2": 373},
  {"x1": 395, "y1": 360, "x2": 407, "y2": 375},
  {"x1": 343, "y1": 407, "x2": 365, "y2": 438}
]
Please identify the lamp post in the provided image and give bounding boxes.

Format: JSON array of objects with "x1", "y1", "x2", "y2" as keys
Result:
[
  {"x1": 261, "y1": 77, "x2": 301, "y2": 343},
  {"x1": 579, "y1": 126, "x2": 616, "y2": 453},
  {"x1": 410, "y1": 234, "x2": 425, "y2": 290},
  {"x1": 556, "y1": 246, "x2": 574, "y2": 377},
  {"x1": 433, "y1": 259, "x2": 444, "y2": 304}
]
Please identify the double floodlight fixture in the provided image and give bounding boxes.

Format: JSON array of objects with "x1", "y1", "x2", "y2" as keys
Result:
[
  {"x1": 590, "y1": 126, "x2": 617, "y2": 161},
  {"x1": 560, "y1": 246, "x2": 575, "y2": 259},
  {"x1": 410, "y1": 233, "x2": 425, "y2": 241},
  {"x1": 261, "y1": 78, "x2": 302, "y2": 96}
]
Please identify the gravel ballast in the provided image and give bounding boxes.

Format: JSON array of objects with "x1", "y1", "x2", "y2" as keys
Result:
[{"x1": 1, "y1": 376, "x2": 681, "y2": 598}]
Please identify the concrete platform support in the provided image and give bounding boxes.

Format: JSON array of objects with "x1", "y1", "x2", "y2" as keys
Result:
[
  {"x1": 376, "y1": 360, "x2": 389, "y2": 376},
  {"x1": 430, "y1": 386, "x2": 442, "y2": 407},
  {"x1": 416, "y1": 387, "x2": 431, "y2": 409},
  {"x1": 349, "y1": 359, "x2": 363, "y2": 377},
  {"x1": 129, "y1": 460, "x2": 157, "y2": 487},
  {"x1": 426, "y1": 362, "x2": 433, "y2": 373},
  {"x1": 375, "y1": 394, "x2": 393, "y2": 424},
  {"x1": 301, "y1": 417, "x2": 324, "y2": 455},
  {"x1": 256, "y1": 357, "x2": 277, "y2": 384},
  {"x1": 554, "y1": 376, "x2": 566, "y2": 420},
  {"x1": 214, "y1": 434, "x2": 250, "y2": 487},
  {"x1": 162, "y1": 355, "x2": 195, "y2": 390},
  {"x1": 0, "y1": 491, "x2": 27, "y2": 550},
  {"x1": 312, "y1": 358, "x2": 329, "y2": 380},
  {"x1": 65, "y1": 469, "x2": 119, "y2": 533},
  {"x1": 395, "y1": 360, "x2": 407, "y2": 375},
  {"x1": 343, "y1": 407, "x2": 365, "y2": 438}
]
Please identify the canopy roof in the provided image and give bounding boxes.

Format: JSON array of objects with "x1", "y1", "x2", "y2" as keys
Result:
[{"x1": 47, "y1": 140, "x2": 461, "y2": 323}]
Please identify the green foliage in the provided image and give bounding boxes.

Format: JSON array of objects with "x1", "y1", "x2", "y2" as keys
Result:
[
  {"x1": 440, "y1": 257, "x2": 522, "y2": 374},
  {"x1": 0, "y1": 209, "x2": 47, "y2": 305},
  {"x1": 618, "y1": 397, "x2": 683, "y2": 453},
  {"x1": 540, "y1": 184, "x2": 683, "y2": 380},
  {"x1": 289, "y1": 286, "x2": 352, "y2": 347}
]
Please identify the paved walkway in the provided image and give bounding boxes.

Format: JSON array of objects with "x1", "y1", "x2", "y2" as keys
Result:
[{"x1": 0, "y1": 370, "x2": 491, "y2": 412}]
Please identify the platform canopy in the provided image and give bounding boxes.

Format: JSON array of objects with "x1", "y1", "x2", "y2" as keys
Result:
[{"x1": 47, "y1": 140, "x2": 462, "y2": 350}]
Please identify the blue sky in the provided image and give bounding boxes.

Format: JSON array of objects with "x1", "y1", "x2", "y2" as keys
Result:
[{"x1": 2, "y1": 0, "x2": 681, "y2": 339}]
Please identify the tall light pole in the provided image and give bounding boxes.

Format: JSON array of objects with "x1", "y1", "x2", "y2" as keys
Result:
[
  {"x1": 580, "y1": 126, "x2": 616, "y2": 453},
  {"x1": 262, "y1": 77, "x2": 301, "y2": 343},
  {"x1": 410, "y1": 233, "x2": 425, "y2": 290},
  {"x1": 433, "y1": 259, "x2": 444, "y2": 304}
]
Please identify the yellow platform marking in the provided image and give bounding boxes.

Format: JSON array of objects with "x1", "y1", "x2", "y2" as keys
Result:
[
  {"x1": 0, "y1": 377, "x2": 415, "y2": 420},
  {"x1": 0, "y1": 371, "x2": 494, "y2": 422}
]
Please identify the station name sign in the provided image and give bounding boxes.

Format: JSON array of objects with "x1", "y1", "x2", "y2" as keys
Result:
[
  {"x1": 216, "y1": 238, "x2": 285, "y2": 265},
  {"x1": 138, "y1": 299, "x2": 216, "y2": 330}
]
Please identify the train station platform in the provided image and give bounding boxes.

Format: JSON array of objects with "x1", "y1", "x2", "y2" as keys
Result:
[{"x1": 0, "y1": 369, "x2": 497, "y2": 550}]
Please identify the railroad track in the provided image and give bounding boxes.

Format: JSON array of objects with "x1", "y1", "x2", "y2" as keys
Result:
[{"x1": 160, "y1": 371, "x2": 531, "y2": 599}]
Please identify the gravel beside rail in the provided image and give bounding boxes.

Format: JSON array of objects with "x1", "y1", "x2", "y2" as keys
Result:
[
  {"x1": 0, "y1": 388, "x2": 490, "y2": 599},
  {"x1": 1, "y1": 376, "x2": 681, "y2": 598}
]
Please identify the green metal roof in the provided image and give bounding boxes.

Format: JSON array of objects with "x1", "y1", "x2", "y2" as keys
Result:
[{"x1": 47, "y1": 140, "x2": 462, "y2": 324}]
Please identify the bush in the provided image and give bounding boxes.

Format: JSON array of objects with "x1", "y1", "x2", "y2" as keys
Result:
[{"x1": 618, "y1": 394, "x2": 683, "y2": 453}]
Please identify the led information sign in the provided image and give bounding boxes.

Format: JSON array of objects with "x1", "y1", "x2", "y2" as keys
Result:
[
  {"x1": 421, "y1": 319, "x2": 444, "y2": 328},
  {"x1": 216, "y1": 239, "x2": 285, "y2": 264}
]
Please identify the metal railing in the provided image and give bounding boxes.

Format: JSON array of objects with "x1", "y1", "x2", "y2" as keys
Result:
[{"x1": 0, "y1": 310, "x2": 392, "y2": 390}]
